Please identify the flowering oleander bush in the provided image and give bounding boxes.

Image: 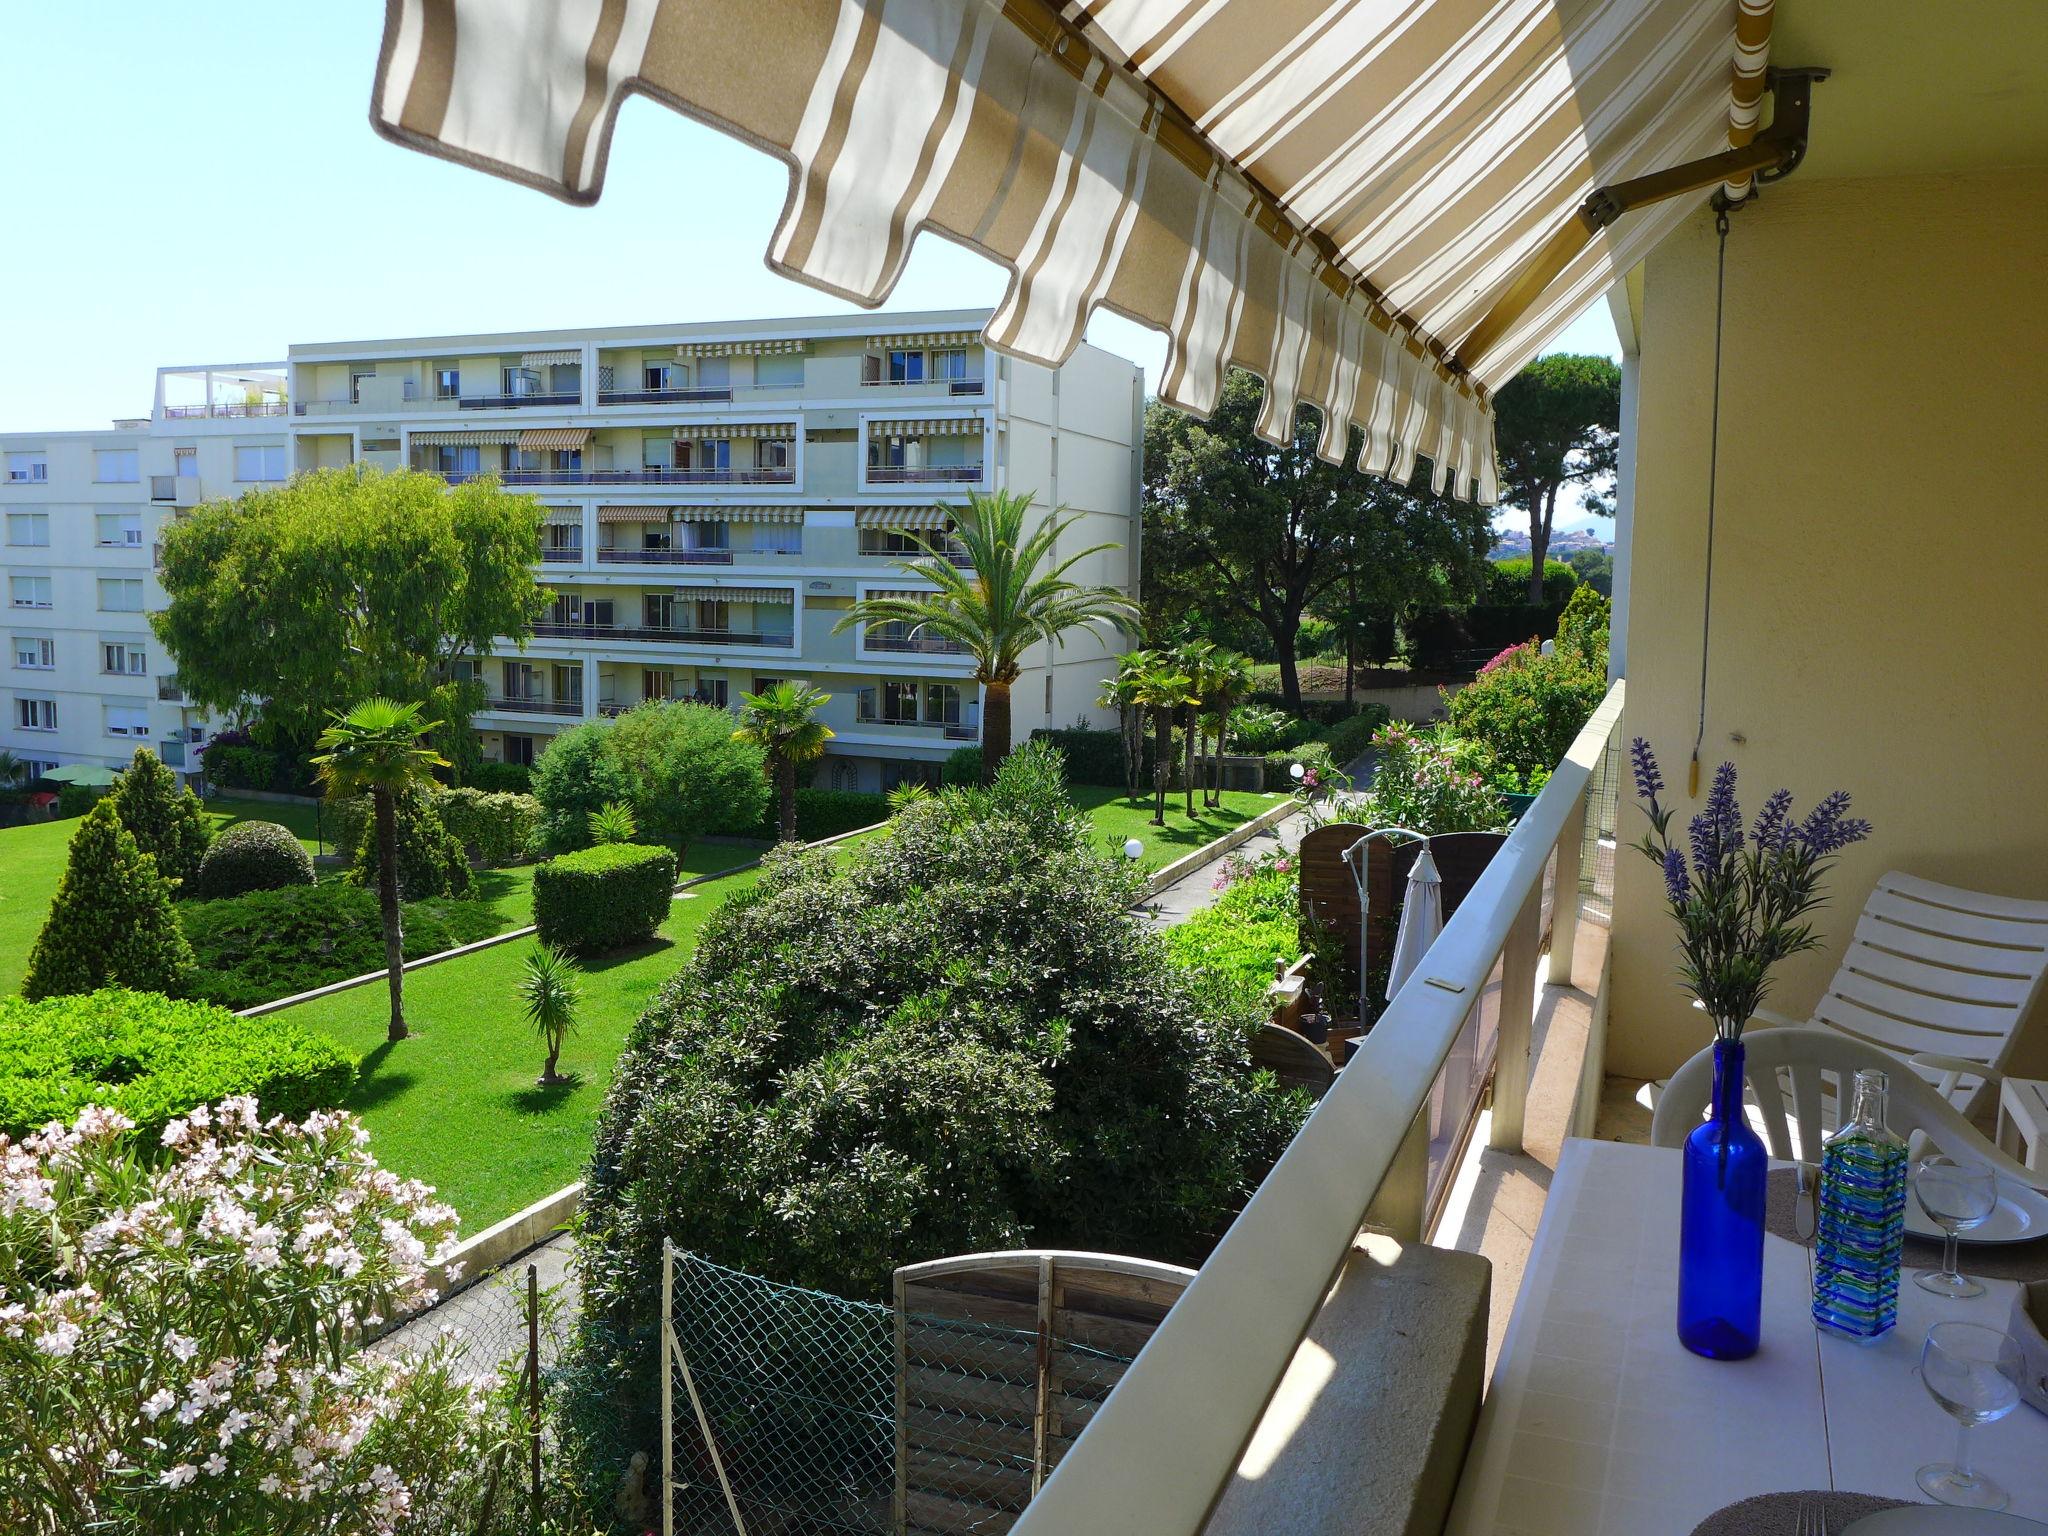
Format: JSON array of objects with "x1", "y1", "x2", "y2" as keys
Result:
[
  {"x1": 1444, "y1": 638, "x2": 1607, "y2": 776},
  {"x1": 1356, "y1": 723, "x2": 1513, "y2": 835},
  {"x1": 0, "y1": 1099, "x2": 537, "y2": 1534},
  {"x1": 1630, "y1": 741, "x2": 1872, "y2": 1038}
]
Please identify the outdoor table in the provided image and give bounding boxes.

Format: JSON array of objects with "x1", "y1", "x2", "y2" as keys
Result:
[{"x1": 1446, "y1": 1140, "x2": 2048, "y2": 1535}]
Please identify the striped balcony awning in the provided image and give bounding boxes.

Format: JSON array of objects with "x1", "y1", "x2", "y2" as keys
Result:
[
  {"x1": 597, "y1": 505, "x2": 662, "y2": 523},
  {"x1": 868, "y1": 417, "x2": 982, "y2": 438},
  {"x1": 541, "y1": 507, "x2": 583, "y2": 526},
  {"x1": 716, "y1": 505, "x2": 807, "y2": 524},
  {"x1": 673, "y1": 422, "x2": 798, "y2": 441},
  {"x1": 870, "y1": 331, "x2": 979, "y2": 350},
  {"x1": 856, "y1": 506, "x2": 953, "y2": 530},
  {"x1": 672, "y1": 585, "x2": 795, "y2": 604},
  {"x1": 863, "y1": 588, "x2": 940, "y2": 601},
  {"x1": 675, "y1": 339, "x2": 807, "y2": 358},
  {"x1": 518, "y1": 428, "x2": 592, "y2": 450},
  {"x1": 373, "y1": 0, "x2": 1778, "y2": 505},
  {"x1": 520, "y1": 349, "x2": 581, "y2": 367},
  {"x1": 412, "y1": 429, "x2": 516, "y2": 446}
]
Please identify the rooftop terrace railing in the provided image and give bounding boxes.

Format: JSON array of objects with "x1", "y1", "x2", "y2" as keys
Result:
[
  {"x1": 1009, "y1": 679, "x2": 1626, "y2": 1536},
  {"x1": 162, "y1": 402, "x2": 289, "y2": 420}
]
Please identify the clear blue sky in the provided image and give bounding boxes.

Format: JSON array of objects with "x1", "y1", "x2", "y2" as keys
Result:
[{"x1": 0, "y1": 0, "x2": 1618, "y2": 523}]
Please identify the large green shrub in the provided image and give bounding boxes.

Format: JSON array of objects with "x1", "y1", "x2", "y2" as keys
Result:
[
  {"x1": 605, "y1": 701, "x2": 770, "y2": 851},
  {"x1": 55, "y1": 784, "x2": 105, "y2": 820},
  {"x1": 1026, "y1": 726, "x2": 1127, "y2": 786},
  {"x1": 108, "y1": 746, "x2": 211, "y2": 892},
  {"x1": 349, "y1": 787, "x2": 472, "y2": 900},
  {"x1": 532, "y1": 843, "x2": 676, "y2": 954},
  {"x1": 467, "y1": 759, "x2": 533, "y2": 793},
  {"x1": 530, "y1": 720, "x2": 634, "y2": 853},
  {"x1": 196, "y1": 819, "x2": 315, "y2": 899},
  {"x1": 1556, "y1": 583, "x2": 1611, "y2": 668},
  {"x1": 0, "y1": 990, "x2": 355, "y2": 1138},
  {"x1": 1486, "y1": 557, "x2": 1579, "y2": 606},
  {"x1": 1444, "y1": 642, "x2": 1608, "y2": 776},
  {"x1": 24, "y1": 801, "x2": 196, "y2": 1001},
  {"x1": 1261, "y1": 739, "x2": 1337, "y2": 791},
  {"x1": 941, "y1": 744, "x2": 983, "y2": 787},
  {"x1": 1358, "y1": 723, "x2": 1513, "y2": 834},
  {"x1": 1320, "y1": 703, "x2": 1393, "y2": 764},
  {"x1": 563, "y1": 746, "x2": 1307, "y2": 1491},
  {"x1": 750, "y1": 788, "x2": 889, "y2": 843},
  {"x1": 435, "y1": 786, "x2": 540, "y2": 866},
  {"x1": 1225, "y1": 704, "x2": 1317, "y2": 753},
  {"x1": 180, "y1": 883, "x2": 501, "y2": 1010},
  {"x1": 1162, "y1": 859, "x2": 1303, "y2": 1012},
  {"x1": 201, "y1": 742, "x2": 281, "y2": 791}
]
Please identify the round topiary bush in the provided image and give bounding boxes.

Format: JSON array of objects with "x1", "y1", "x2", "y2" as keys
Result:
[{"x1": 196, "y1": 819, "x2": 315, "y2": 900}]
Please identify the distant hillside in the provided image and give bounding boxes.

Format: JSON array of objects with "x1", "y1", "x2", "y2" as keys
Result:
[{"x1": 1490, "y1": 526, "x2": 1612, "y2": 560}]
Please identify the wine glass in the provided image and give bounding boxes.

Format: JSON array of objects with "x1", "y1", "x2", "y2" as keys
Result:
[
  {"x1": 1912, "y1": 1155, "x2": 1998, "y2": 1298},
  {"x1": 1917, "y1": 1321, "x2": 2023, "y2": 1508}
]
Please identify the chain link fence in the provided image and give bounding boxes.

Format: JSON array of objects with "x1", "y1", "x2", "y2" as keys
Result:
[
  {"x1": 663, "y1": 1249, "x2": 1138, "y2": 1536},
  {"x1": 1579, "y1": 727, "x2": 1621, "y2": 923}
]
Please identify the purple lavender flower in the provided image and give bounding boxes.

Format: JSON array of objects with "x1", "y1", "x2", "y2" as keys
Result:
[
  {"x1": 1688, "y1": 761, "x2": 1741, "y2": 875},
  {"x1": 1751, "y1": 788, "x2": 1795, "y2": 853},
  {"x1": 1630, "y1": 738, "x2": 1664, "y2": 806},
  {"x1": 1797, "y1": 788, "x2": 1872, "y2": 857},
  {"x1": 1663, "y1": 844, "x2": 1689, "y2": 906}
]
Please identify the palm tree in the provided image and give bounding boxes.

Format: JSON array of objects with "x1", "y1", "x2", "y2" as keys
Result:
[
  {"x1": 1128, "y1": 656, "x2": 1196, "y2": 827},
  {"x1": 1200, "y1": 650, "x2": 1256, "y2": 808},
  {"x1": 1096, "y1": 651, "x2": 1150, "y2": 798},
  {"x1": 517, "y1": 943, "x2": 582, "y2": 1086},
  {"x1": 733, "y1": 681, "x2": 835, "y2": 841},
  {"x1": 837, "y1": 489, "x2": 1137, "y2": 783},
  {"x1": 1172, "y1": 641, "x2": 1216, "y2": 818},
  {"x1": 0, "y1": 750, "x2": 25, "y2": 791},
  {"x1": 311, "y1": 698, "x2": 445, "y2": 1042}
]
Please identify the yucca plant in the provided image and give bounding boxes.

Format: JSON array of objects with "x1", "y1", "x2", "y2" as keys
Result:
[
  {"x1": 517, "y1": 942, "x2": 583, "y2": 1085},
  {"x1": 587, "y1": 799, "x2": 638, "y2": 845}
]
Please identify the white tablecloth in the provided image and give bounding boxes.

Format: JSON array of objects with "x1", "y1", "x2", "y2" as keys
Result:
[{"x1": 1446, "y1": 1140, "x2": 2048, "y2": 1534}]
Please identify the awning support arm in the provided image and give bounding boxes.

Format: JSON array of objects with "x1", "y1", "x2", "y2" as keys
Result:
[{"x1": 1453, "y1": 67, "x2": 1828, "y2": 375}]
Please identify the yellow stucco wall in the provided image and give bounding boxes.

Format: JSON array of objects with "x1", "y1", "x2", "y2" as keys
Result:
[{"x1": 1610, "y1": 167, "x2": 2048, "y2": 1080}]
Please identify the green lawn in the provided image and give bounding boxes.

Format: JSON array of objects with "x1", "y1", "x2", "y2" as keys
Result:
[
  {"x1": 1072, "y1": 786, "x2": 1286, "y2": 873},
  {"x1": 204, "y1": 795, "x2": 326, "y2": 851},
  {"x1": 0, "y1": 818, "x2": 73, "y2": 995}
]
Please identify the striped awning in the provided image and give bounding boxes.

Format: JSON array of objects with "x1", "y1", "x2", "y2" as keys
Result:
[
  {"x1": 519, "y1": 427, "x2": 592, "y2": 450},
  {"x1": 870, "y1": 331, "x2": 978, "y2": 350},
  {"x1": 411, "y1": 429, "x2": 516, "y2": 446},
  {"x1": 720, "y1": 506, "x2": 806, "y2": 525},
  {"x1": 856, "y1": 506, "x2": 953, "y2": 530},
  {"x1": 374, "y1": 0, "x2": 1778, "y2": 505},
  {"x1": 673, "y1": 422, "x2": 798, "y2": 441},
  {"x1": 672, "y1": 585, "x2": 795, "y2": 604},
  {"x1": 597, "y1": 505, "x2": 661, "y2": 524},
  {"x1": 541, "y1": 507, "x2": 582, "y2": 526},
  {"x1": 864, "y1": 588, "x2": 939, "y2": 601},
  {"x1": 520, "y1": 349, "x2": 580, "y2": 367},
  {"x1": 868, "y1": 418, "x2": 981, "y2": 438},
  {"x1": 676, "y1": 339, "x2": 806, "y2": 358}
]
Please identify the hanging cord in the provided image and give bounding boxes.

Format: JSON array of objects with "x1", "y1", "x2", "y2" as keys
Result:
[{"x1": 1689, "y1": 198, "x2": 1735, "y2": 797}]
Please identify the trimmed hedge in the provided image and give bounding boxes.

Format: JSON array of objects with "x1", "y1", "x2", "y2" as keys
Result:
[
  {"x1": 436, "y1": 787, "x2": 540, "y2": 866},
  {"x1": 1260, "y1": 739, "x2": 1337, "y2": 791},
  {"x1": 180, "y1": 883, "x2": 502, "y2": 1011},
  {"x1": 1027, "y1": 727, "x2": 1127, "y2": 787},
  {"x1": 0, "y1": 989, "x2": 356, "y2": 1140},
  {"x1": 941, "y1": 745, "x2": 983, "y2": 787},
  {"x1": 197, "y1": 820, "x2": 314, "y2": 900},
  {"x1": 750, "y1": 789, "x2": 888, "y2": 844},
  {"x1": 468, "y1": 760, "x2": 533, "y2": 793},
  {"x1": 202, "y1": 743, "x2": 281, "y2": 792},
  {"x1": 532, "y1": 843, "x2": 676, "y2": 954},
  {"x1": 349, "y1": 789, "x2": 470, "y2": 901},
  {"x1": 1320, "y1": 703, "x2": 1393, "y2": 764}
]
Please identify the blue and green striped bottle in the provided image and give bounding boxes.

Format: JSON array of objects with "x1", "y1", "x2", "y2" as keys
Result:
[{"x1": 1812, "y1": 1068, "x2": 1907, "y2": 1341}]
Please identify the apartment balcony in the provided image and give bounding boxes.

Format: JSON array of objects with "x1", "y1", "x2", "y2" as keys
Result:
[
  {"x1": 596, "y1": 548, "x2": 735, "y2": 566},
  {"x1": 156, "y1": 676, "x2": 188, "y2": 703},
  {"x1": 161, "y1": 401, "x2": 289, "y2": 420},
  {"x1": 858, "y1": 376, "x2": 986, "y2": 397},
  {"x1": 149, "y1": 476, "x2": 204, "y2": 506},
  {"x1": 854, "y1": 708, "x2": 978, "y2": 739},
  {"x1": 863, "y1": 632, "x2": 970, "y2": 657},
  {"x1": 440, "y1": 467, "x2": 796, "y2": 488},
  {"x1": 858, "y1": 545, "x2": 973, "y2": 567},
  {"x1": 482, "y1": 693, "x2": 584, "y2": 717},
  {"x1": 864, "y1": 464, "x2": 983, "y2": 485},
  {"x1": 540, "y1": 547, "x2": 584, "y2": 564},
  {"x1": 458, "y1": 391, "x2": 582, "y2": 411},
  {"x1": 530, "y1": 620, "x2": 794, "y2": 648},
  {"x1": 597, "y1": 385, "x2": 735, "y2": 406}
]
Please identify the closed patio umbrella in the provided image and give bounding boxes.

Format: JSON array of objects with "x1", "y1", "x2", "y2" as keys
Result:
[{"x1": 1386, "y1": 845, "x2": 1444, "y2": 1002}]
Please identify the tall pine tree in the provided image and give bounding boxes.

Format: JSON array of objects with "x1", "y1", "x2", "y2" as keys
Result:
[
  {"x1": 108, "y1": 747, "x2": 211, "y2": 893},
  {"x1": 24, "y1": 799, "x2": 195, "y2": 1000}
]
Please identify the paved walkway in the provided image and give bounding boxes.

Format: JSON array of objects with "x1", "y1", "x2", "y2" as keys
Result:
[{"x1": 373, "y1": 1231, "x2": 579, "y2": 1381}]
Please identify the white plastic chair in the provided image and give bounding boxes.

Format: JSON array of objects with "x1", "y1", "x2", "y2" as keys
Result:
[
  {"x1": 1753, "y1": 871, "x2": 2048, "y2": 1117},
  {"x1": 1651, "y1": 1027, "x2": 2046, "y2": 1189}
]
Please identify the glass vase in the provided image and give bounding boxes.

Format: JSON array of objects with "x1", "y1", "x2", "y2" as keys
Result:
[
  {"x1": 1678, "y1": 1037, "x2": 1768, "y2": 1359},
  {"x1": 1812, "y1": 1068, "x2": 1907, "y2": 1340}
]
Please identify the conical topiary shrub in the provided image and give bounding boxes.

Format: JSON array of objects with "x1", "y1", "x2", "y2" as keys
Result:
[
  {"x1": 23, "y1": 798, "x2": 196, "y2": 1000},
  {"x1": 108, "y1": 746, "x2": 211, "y2": 893}
]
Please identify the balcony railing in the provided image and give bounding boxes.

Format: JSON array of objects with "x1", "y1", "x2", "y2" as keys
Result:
[
  {"x1": 865, "y1": 464, "x2": 983, "y2": 484},
  {"x1": 540, "y1": 548, "x2": 583, "y2": 564},
  {"x1": 1005, "y1": 681, "x2": 1626, "y2": 1536},
  {"x1": 863, "y1": 632, "x2": 970, "y2": 656},
  {"x1": 162, "y1": 402, "x2": 288, "y2": 420},
  {"x1": 855, "y1": 707, "x2": 971, "y2": 730},
  {"x1": 858, "y1": 377, "x2": 986, "y2": 396},
  {"x1": 458, "y1": 391, "x2": 581, "y2": 411},
  {"x1": 596, "y1": 548, "x2": 735, "y2": 565},
  {"x1": 858, "y1": 546, "x2": 973, "y2": 567},
  {"x1": 597, "y1": 385, "x2": 735, "y2": 406},
  {"x1": 484, "y1": 694, "x2": 584, "y2": 716},
  {"x1": 531, "y1": 620, "x2": 794, "y2": 648},
  {"x1": 157, "y1": 676, "x2": 186, "y2": 703},
  {"x1": 437, "y1": 467, "x2": 795, "y2": 487}
]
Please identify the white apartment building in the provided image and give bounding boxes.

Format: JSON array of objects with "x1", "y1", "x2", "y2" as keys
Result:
[{"x1": 1, "y1": 312, "x2": 1142, "y2": 792}]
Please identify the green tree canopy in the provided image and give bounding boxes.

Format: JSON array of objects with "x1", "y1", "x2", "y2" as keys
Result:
[
  {"x1": 1143, "y1": 370, "x2": 1492, "y2": 707},
  {"x1": 107, "y1": 747, "x2": 210, "y2": 893},
  {"x1": 1491, "y1": 353, "x2": 1621, "y2": 601},
  {"x1": 152, "y1": 468, "x2": 546, "y2": 755}
]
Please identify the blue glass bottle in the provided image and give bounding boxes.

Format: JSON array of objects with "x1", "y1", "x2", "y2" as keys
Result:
[
  {"x1": 1679, "y1": 1037, "x2": 1768, "y2": 1359},
  {"x1": 1812, "y1": 1068, "x2": 1906, "y2": 1341}
]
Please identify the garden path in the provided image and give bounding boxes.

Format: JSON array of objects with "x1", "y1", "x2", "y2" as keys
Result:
[{"x1": 373, "y1": 1232, "x2": 578, "y2": 1382}]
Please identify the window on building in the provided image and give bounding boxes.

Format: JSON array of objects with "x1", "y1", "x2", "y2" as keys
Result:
[
  {"x1": 350, "y1": 369, "x2": 376, "y2": 404},
  {"x1": 234, "y1": 445, "x2": 286, "y2": 482},
  {"x1": 502, "y1": 734, "x2": 538, "y2": 767},
  {"x1": 696, "y1": 357, "x2": 731, "y2": 389},
  {"x1": 932, "y1": 349, "x2": 970, "y2": 381},
  {"x1": 96, "y1": 511, "x2": 143, "y2": 547},
  {"x1": 433, "y1": 445, "x2": 482, "y2": 477},
  {"x1": 696, "y1": 599, "x2": 729, "y2": 633},
  {"x1": 174, "y1": 447, "x2": 197, "y2": 478},
  {"x1": 106, "y1": 704, "x2": 149, "y2": 738},
  {"x1": 5, "y1": 451, "x2": 48, "y2": 483},
  {"x1": 10, "y1": 576, "x2": 52, "y2": 609},
  {"x1": 643, "y1": 362, "x2": 677, "y2": 393},
  {"x1": 674, "y1": 438, "x2": 731, "y2": 472},
  {"x1": 553, "y1": 664, "x2": 583, "y2": 705},
  {"x1": 503, "y1": 661, "x2": 542, "y2": 700},
  {"x1": 102, "y1": 642, "x2": 146, "y2": 675},
  {"x1": 435, "y1": 366, "x2": 461, "y2": 400},
  {"x1": 755, "y1": 353, "x2": 804, "y2": 388},
  {"x1": 684, "y1": 520, "x2": 729, "y2": 552},
  {"x1": 881, "y1": 759, "x2": 941, "y2": 791},
  {"x1": 868, "y1": 434, "x2": 910, "y2": 469},
  {"x1": 888, "y1": 350, "x2": 926, "y2": 383},
  {"x1": 446, "y1": 657, "x2": 479, "y2": 686},
  {"x1": 94, "y1": 449, "x2": 140, "y2": 483},
  {"x1": 501, "y1": 366, "x2": 541, "y2": 398},
  {"x1": 752, "y1": 523, "x2": 802, "y2": 555},
  {"x1": 545, "y1": 522, "x2": 581, "y2": 554},
  {"x1": 6, "y1": 512, "x2": 49, "y2": 547},
  {"x1": 13, "y1": 636, "x2": 54, "y2": 670},
  {"x1": 98, "y1": 578, "x2": 144, "y2": 612},
  {"x1": 15, "y1": 697, "x2": 56, "y2": 731},
  {"x1": 756, "y1": 439, "x2": 792, "y2": 471}
]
